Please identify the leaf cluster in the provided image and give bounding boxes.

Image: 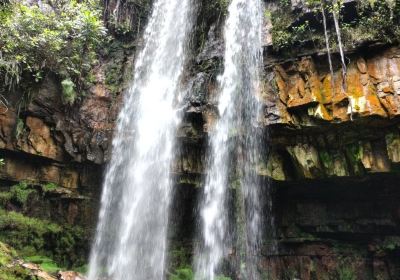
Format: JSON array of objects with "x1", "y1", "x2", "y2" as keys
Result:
[
  {"x1": 269, "y1": 0, "x2": 400, "y2": 52},
  {"x1": 0, "y1": 209, "x2": 87, "y2": 267},
  {"x1": 0, "y1": 0, "x2": 107, "y2": 101}
]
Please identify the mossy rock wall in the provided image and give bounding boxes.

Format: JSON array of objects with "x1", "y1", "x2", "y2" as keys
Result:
[{"x1": 0, "y1": 0, "x2": 400, "y2": 279}]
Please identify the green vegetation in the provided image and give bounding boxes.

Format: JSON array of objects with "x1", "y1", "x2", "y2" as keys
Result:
[
  {"x1": 169, "y1": 246, "x2": 192, "y2": 270},
  {"x1": 208, "y1": 0, "x2": 230, "y2": 16},
  {"x1": 343, "y1": 0, "x2": 400, "y2": 45},
  {"x1": 195, "y1": 0, "x2": 230, "y2": 54},
  {"x1": 0, "y1": 181, "x2": 63, "y2": 209},
  {"x1": 337, "y1": 266, "x2": 356, "y2": 280},
  {"x1": 268, "y1": 3, "x2": 321, "y2": 52},
  {"x1": 268, "y1": 0, "x2": 400, "y2": 52},
  {"x1": 376, "y1": 236, "x2": 400, "y2": 253},
  {"x1": 73, "y1": 264, "x2": 89, "y2": 274},
  {"x1": 0, "y1": 209, "x2": 87, "y2": 268},
  {"x1": 0, "y1": 241, "x2": 37, "y2": 280},
  {"x1": 61, "y1": 78, "x2": 77, "y2": 105},
  {"x1": 283, "y1": 267, "x2": 298, "y2": 280},
  {"x1": 102, "y1": 40, "x2": 128, "y2": 94},
  {"x1": 168, "y1": 247, "x2": 231, "y2": 280},
  {"x1": 168, "y1": 247, "x2": 193, "y2": 280},
  {"x1": 105, "y1": 0, "x2": 151, "y2": 37},
  {"x1": 0, "y1": 180, "x2": 86, "y2": 275},
  {"x1": 0, "y1": 241, "x2": 67, "y2": 278},
  {"x1": 40, "y1": 182, "x2": 59, "y2": 193},
  {"x1": 0, "y1": 0, "x2": 107, "y2": 102},
  {"x1": 9, "y1": 181, "x2": 34, "y2": 206},
  {"x1": 169, "y1": 266, "x2": 232, "y2": 280},
  {"x1": 0, "y1": 242, "x2": 16, "y2": 266},
  {"x1": 344, "y1": 143, "x2": 365, "y2": 176},
  {"x1": 0, "y1": 181, "x2": 35, "y2": 208},
  {"x1": 25, "y1": 255, "x2": 62, "y2": 274},
  {"x1": 170, "y1": 266, "x2": 194, "y2": 280}
]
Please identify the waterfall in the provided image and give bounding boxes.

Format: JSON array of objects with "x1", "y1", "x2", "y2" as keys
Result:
[
  {"x1": 87, "y1": 0, "x2": 194, "y2": 279},
  {"x1": 194, "y1": 0, "x2": 264, "y2": 279}
]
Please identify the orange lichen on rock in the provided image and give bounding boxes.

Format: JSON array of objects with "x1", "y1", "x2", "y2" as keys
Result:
[
  {"x1": 266, "y1": 48, "x2": 400, "y2": 125},
  {"x1": 287, "y1": 58, "x2": 325, "y2": 109},
  {"x1": 274, "y1": 65, "x2": 289, "y2": 104},
  {"x1": 321, "y1": 74, "x2": 334, "y2": 104}
]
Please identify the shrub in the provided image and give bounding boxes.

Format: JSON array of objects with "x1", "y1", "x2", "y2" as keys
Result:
[
  {"x1": 40, "y1": 182, "x2": 59, "y2": 193},
  {"x1": 169, "y1": 266, "x2": 232, "y2": 280},
  {"x1": 10, "y1": 181, "x2": 34, "y2": 206},
  {"x1": 25, "y1": 255, "x2": 62, "y2": 274},
  {"x1": 0, "y1": 0, "x2": 107, "y2": 99},
  {"x1": 61, "y1": 78, "x2": 77, "y2": 105},
  {"x1": 0, "y1": 181, "x2": 35, "y2": 208},
  {"x1": 0, "y1": 209, "x2": 87, "y2": 268},
  {"x1": 337, "y1": 266, "x2": 356, "y2": 280},
  {"x1": 268, "y1": 0, "x2": 400, "y2": 52},
  {"x1": 170, "y1": 266, "x2": 194, "y2": 280}
]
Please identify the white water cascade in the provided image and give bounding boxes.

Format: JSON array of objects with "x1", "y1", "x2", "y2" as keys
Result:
[
  {"x1": 87, "y1": 0, "x2": 195, "y2": 279},
  {"x1": 195, "y1": 0, "x2": 264, "y2": 279}
]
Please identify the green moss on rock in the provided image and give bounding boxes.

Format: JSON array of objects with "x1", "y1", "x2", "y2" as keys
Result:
[
  {"x1": 25, "y1": 255, "x2": 62, "y2": 274},
  {"x1": 170, "y1": 266, "x2": 194, "y2": 280},
  {"x1": 0, "y1": 242, "x2": 35, "y2": 280},
  {"x1": 344, "y1": 143, "x2": 365, "y2": 176},
  {"x1": 0, "y1": 209, "x2": 87, "y2": 268},
  {"x1": 0, "y1": 181, "x2": 36, "y2": 209}
]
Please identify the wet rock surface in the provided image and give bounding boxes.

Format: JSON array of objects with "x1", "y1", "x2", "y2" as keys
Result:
[{"x1": 0, "y1": 0, "x2": 400, "y2": 278}]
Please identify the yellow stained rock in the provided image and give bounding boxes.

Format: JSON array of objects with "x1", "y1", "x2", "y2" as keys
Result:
[
  {"x1": 346, "y1": 66, "x2": 365, "y2": 99},
  {"x1": 321, "y1": 74, "x2": 334, "y2": 104},
  {"x1": 274, "y1": 66, "x2": 289, "y2": 104},
  {"x1": 380, "y1": 95, "x2": 400, "y2": 117},
  {"x1": 308, "y1": 104, "x2": 333, "y2": 121},
  {"x1": 265, "y1": 48, "x2": 400, "y2": 125}
]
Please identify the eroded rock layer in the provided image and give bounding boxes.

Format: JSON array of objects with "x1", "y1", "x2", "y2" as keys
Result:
[{"x1": 0, "y1": 0, "x2": 400, "y2": 278}]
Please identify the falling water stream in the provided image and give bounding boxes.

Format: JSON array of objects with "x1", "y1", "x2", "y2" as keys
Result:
[
  {"x1": 195, "y1": 0, "x2": 264, "y2": 279},
  {"x1": 87, "y1": 0, "x2": 194, "y2": 279}
]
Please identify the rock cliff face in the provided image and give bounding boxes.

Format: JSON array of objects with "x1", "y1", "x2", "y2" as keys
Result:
[
  {"x1": 1, "y1": 0, "x2": 400, "y2": 278},
  {"x1": 263, "y1": 47, "x2": 400, "y2": 181}
]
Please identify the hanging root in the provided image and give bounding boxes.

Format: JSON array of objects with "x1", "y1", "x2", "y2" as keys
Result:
[
  {"x1": 321, "y1": 1, "x2": 335, "y2": 95},
  {"x1": 0, "y1": 94, "x2": 9, "y2": 114},
  {"x1": 332, "y1": 0, "x2": 352, "y2": 121}
]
